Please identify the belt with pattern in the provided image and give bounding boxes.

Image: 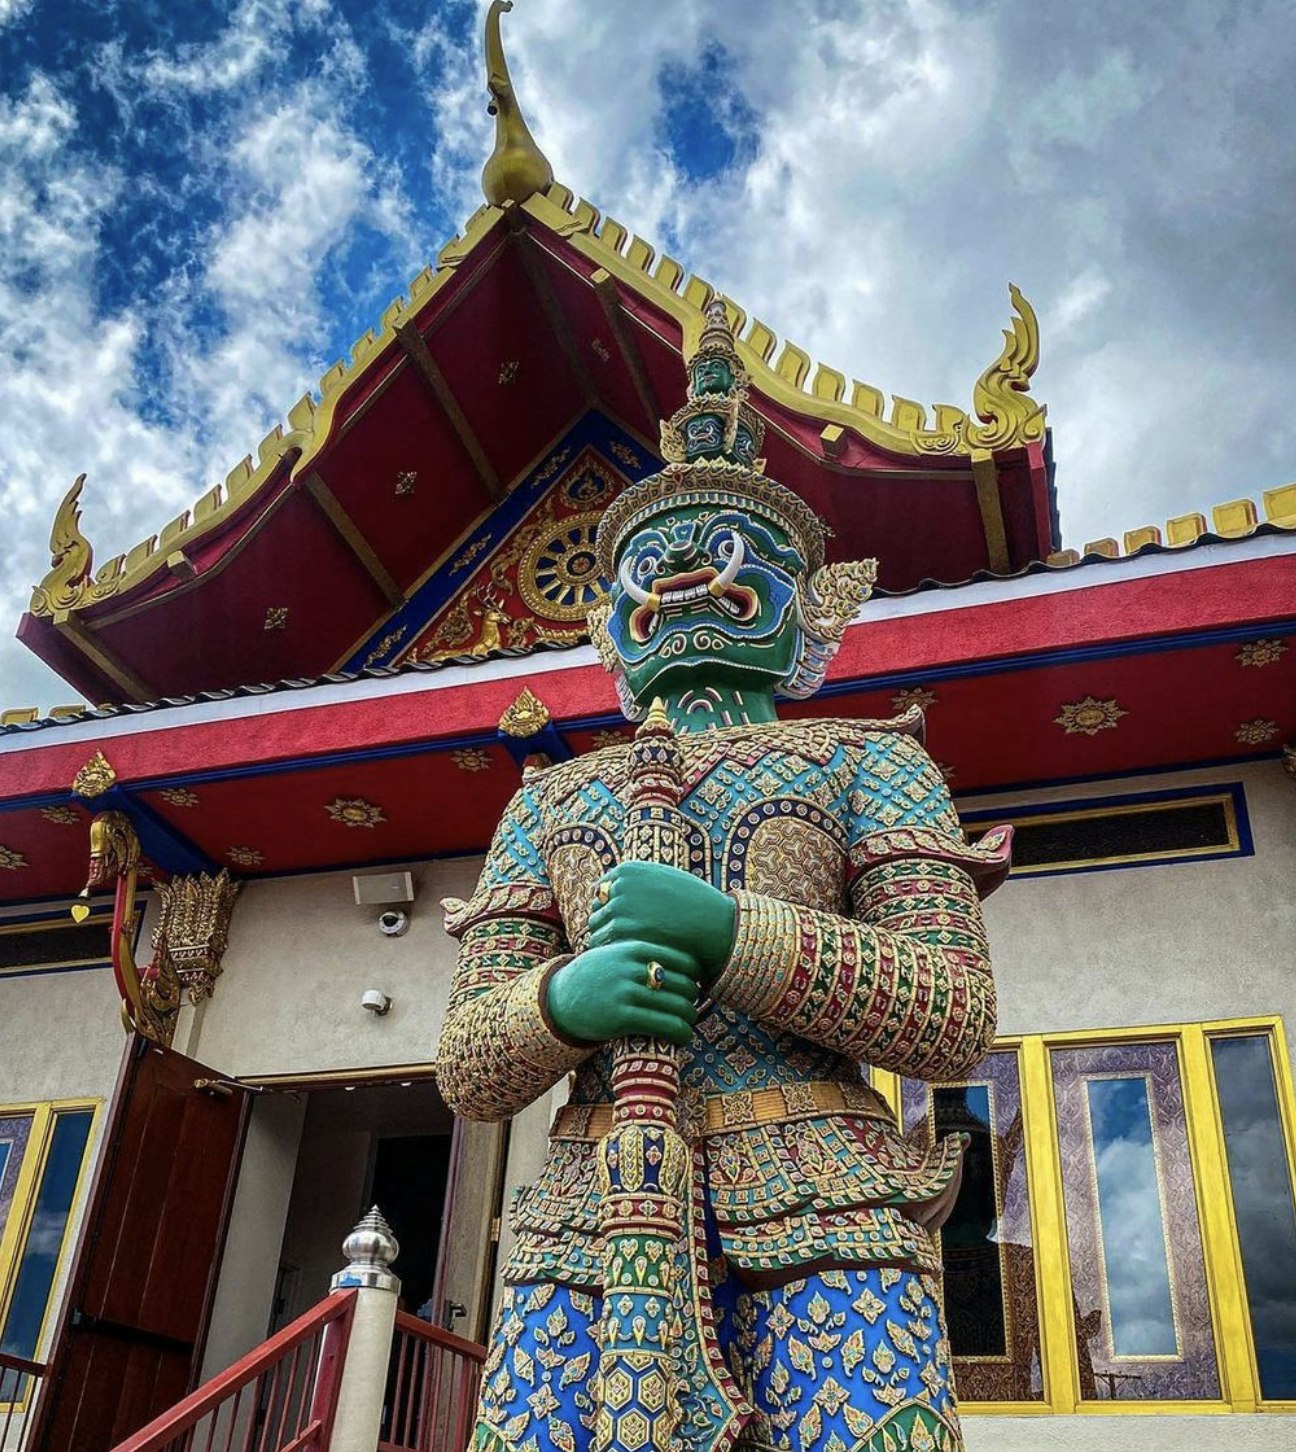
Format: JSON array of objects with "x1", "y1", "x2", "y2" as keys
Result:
[{"x1": 550, "y1": 1078, "x2": 895, "y2": 1141}]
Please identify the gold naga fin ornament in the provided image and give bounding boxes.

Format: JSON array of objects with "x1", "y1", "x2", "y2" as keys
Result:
[
  {"x1": 481, "y1": 1, "x2": 555, "y2": 207},
  {"x1": 966, "y1": 282, "x2": 1047, "y2": 450},
  {"x1": 31, "y1": 473, "x2": 103, "y2": 615},
  {"x1": 72, "y1": 749, "x2": 117, "y2": 799}
]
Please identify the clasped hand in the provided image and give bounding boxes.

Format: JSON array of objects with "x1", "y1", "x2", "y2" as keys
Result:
[{"x1": 545, "y1": 862, "x2": 736, "y2": 1047}]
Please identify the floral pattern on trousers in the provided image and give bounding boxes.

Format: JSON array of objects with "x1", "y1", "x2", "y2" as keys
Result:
[{"x1": 474, "y1": 1265, "x2": 961, "y2": 1452}]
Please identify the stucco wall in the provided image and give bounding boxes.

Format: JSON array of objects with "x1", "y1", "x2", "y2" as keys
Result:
[
  {"x1": 185, "y1": 855, "x2": 481, "y2": 1077},
  {"x1": 966, "y1": 759, "x2": 1296, "y2": 1058}
]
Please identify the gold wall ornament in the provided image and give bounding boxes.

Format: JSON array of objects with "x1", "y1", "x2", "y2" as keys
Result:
[
  {"x1": 264, "y1": 606, "x2": 290, "y2": 630},
  {"x1": 499, "y1": 686, "x2": 551, "y2": 738},
  {"x1": 325, "y1": 797, "x2": 387, "y2": 828},
  {"x1": 394, "y1": 470, "x2": 417, "y2": 496},
  {"x1": 480, "y1": 0, "x2": 554, "y2": 207},
  {"x1": 1235, "y1": 719, "x2": 1279, "y2": 745},
  {"x1": 227, "y1": 845, "x2": 264, "y2": 868},
  {"x1": 159, "y1": 787, "x2": 200, "y2": 808},
  {"x1": 1236, "y1": 639, "x2": 1287, "y2": 667},
  {"x1": 40, "y1": 805, "x2": 81, "y2": 825},
  {"x1": 29, "y1": 474, "x2": 118, "y2": 615},
  {"x1": 893, "y1": 686, "x2": 937, "y2": 713},
  {"x1": 1054, "y1": 696, "x2": 1128, "y2": 736},
  {"x1": 152, "y1": 869, "x2": 241, "y2": 1005},
  {"x1": 1283, "y1": 744, "x2": 1296, "y2": 783},
  {"x1": 363, "y1": 626, "x2": 408, "y2": 667},
  {"x1": 452, "y1": 747, "x2": 493, "y2": 772},
  {"x1": 72, "y1": 750, "x2": 117, "y2": 799},
  {"x1": 0, "y1": 845, "x2": 28, "y2": 870},
  {"x1": 450, "y1": 537, "x2": 492, "y2": 574},
  {"x1": 590, "y1": 337, "x2": 611, "y2": 362},
  {"x1": 498, "y1": 359, "x2": 521, "y2": 385}
]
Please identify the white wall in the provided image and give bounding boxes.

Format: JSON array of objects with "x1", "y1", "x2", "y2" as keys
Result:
[
  {"x1": 964, "y1": 760, "x2": 1296, "y2": 1058},
  {"x1": 187, "y1": 856, "x2": 482, "y2": 1078}
]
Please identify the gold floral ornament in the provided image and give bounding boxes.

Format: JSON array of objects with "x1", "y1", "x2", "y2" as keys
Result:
[
  {"x1": 226, "y1": 846, "x2": 264, "y2": 868},
  {"x1": 0, "y1": 845, "x2": 28, "y2": 870},
  {"x1": 159, "y1": 787, "x2": 200, "y2": 808},
  {"x1": 72, "y1": 750, "x2": 117, "y2": 799},
  {"x1": 394, "y1": 470, "x2": 417, "y2": 496},
  {"x1": 608, "y1": 442, "x2": 643, "y2": 472},
  {"x1": 325, "y1": 797, "x2": 386, "y2": 829},
  {"x1": 1235, "y1": 719, "x2": 1278, "y2": 745},
  {"x1": 498, "y1": 359, "x2": 520, "y2": 385},
  {"x1": 499, "y1": 687, "x2": 551, "y2": 739},
  {"x1": 1236, "y1": 639, "x2": 1287, "y2": 667},
  {"x1": 452, "y1": 747, "x2": 493, "y2": 772},
  {"x1": 1054, "y1": 696, "x2": 1127, "y2": 736},
  {"x1": 264, "y1": 606, "x2": 290, "y2": 631},
  {"x1": 591, "y1": 728, "x2": 629, "y2": 750},
  {"x1": 893, "y1": 687, "x2": 937, "y2": 713},
  {"x1": 40, "y1": 805, "x2": 81, "y2": 825}
]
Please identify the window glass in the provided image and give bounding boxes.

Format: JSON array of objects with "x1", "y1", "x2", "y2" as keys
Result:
[
  {"x1": 1052, "y1": 1042, "x2": 1219, "y2": 1401},
  {"x1": 1084, "y1": 1076, "x2": 1176, "y2": 1355},
  {"x1": 1211, "y1": 1035, "x2": 1296, "y2": 1400},
  {"x1": 0, "y1": 1110, "x2": 93, "y2": 1361},
  {"x1": 903, "y1": 1048, "x2": 1044, "y2": 1402}
]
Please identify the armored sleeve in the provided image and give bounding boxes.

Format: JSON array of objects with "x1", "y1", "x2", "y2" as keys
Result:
[
  {"x1": 435, "y1": 784, "x2": 593, "y2": 1121},
  {"x1": 710, "y1": 731, "x2": 1011, "y2": 1080}
]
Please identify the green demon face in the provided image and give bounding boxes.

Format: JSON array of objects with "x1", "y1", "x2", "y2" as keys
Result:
[
  {"x1": 606, "y1": 502, "x2": 804, "y2": 703},
  {"x1": 690, "y1": 355, "x2": 735, "y2": 397}
]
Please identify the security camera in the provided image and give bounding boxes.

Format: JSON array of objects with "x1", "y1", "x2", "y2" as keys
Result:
[
  {"x1": 377, "y1": 909, "x2": 410, "y2": 938},
  {"x1": 361, "y1": 989, "x2": 392, "y2": 1016}
]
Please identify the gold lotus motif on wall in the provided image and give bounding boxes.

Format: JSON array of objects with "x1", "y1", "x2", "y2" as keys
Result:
[
  {"x1": 1054, "y1": 696, "x2": 1127, "y2": 736},
  {"x1": 325, "y1": 797, "x2": 386, "y2": 828}
]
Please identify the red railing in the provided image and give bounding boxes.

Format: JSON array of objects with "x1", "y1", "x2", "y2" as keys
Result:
[
  {"x1": 379, "y1": 1314, "x2": 485, "y2": 1452},
  {"x1": 109, "y1": 1290, "x2": 356, "y2": 1452},
  {"x1": 0, "y1": 1352, "x2": 45, "y2": 1452}
]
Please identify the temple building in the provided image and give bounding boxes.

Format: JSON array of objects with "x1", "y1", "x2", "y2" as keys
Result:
[{"x1": 0, "y1": 10, "x2": 1294, "y2": 1451}]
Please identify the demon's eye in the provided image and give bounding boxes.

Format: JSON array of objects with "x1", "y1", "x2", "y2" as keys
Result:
[
  {"x1": 714, "y1": 533, "x2": 737, "y2": 559},
  {"x1": 634, "y1": 554, "x2": 661, "y2": 579}
]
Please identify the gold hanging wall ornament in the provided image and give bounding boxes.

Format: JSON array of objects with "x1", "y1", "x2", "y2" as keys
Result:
[{"x1": 151, "y1": 870, "x2": 241, "y2": 1005}]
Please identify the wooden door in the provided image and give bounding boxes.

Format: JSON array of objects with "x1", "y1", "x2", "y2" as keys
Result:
[{"x1": 30, "y1": 1036, "x2": 250, "y2": 1452}]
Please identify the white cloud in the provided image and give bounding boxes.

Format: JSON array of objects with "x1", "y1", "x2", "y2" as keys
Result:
[
  {"x1": 3, "y1": 0, "x2": 1295, "y2": 708},
  {"x1": 0, "y1": 0, "x2": 35, "y2": 33}
]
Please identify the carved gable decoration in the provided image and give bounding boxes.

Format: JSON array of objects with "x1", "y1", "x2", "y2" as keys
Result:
[{"x1": 398, "y1": 448, "x2": 634, "y2": 665}]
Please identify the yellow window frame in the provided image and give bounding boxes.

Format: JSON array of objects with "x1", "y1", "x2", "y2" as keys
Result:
[
  {"x1": 0, "y1": 1097, "x2": 101, "y2": 1408},
  {"x1": 879, "y1": 1017, "x2": 1296, "y2": 1417}
]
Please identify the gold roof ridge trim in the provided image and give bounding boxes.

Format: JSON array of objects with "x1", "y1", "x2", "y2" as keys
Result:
[
  {"x1": 32, "y1": 181, "x2": 1050, "y2": 621},
  {"x1": 28, "y1": 199, "x2": 508, "y2": 620},
  {"x1": 525, "y1": 184, "x2": 1047, "y2": 459},
  {"x1": 1043, "y1": 483, "x2": 1296, "y2": 568}
]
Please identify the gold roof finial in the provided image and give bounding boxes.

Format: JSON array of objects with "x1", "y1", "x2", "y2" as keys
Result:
[{"x1": 481, "y1": 0, "x2": 554, "y2": 207}]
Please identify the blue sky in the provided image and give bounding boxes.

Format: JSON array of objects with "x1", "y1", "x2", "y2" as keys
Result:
[{"x1": 2, "y1": 0, "x2": 1294, "y2": 707}]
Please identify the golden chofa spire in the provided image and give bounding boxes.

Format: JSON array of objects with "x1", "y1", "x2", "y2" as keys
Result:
[{"x1": 481, "y1": 0, "x2": 554, "y2": 207}]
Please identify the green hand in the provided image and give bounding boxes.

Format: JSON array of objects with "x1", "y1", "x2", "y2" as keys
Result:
[
  {"x1": 587, "y1": 861, "x2": 736, "y2": 987},
  {"x1": 545, "y1": 940, "x2": 699, "y2": 1046}
]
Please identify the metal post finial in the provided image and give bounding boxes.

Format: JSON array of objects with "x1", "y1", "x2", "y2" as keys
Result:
[{"x1": 332, "y1": 1205, "x2": 401, "y2": 1292}]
